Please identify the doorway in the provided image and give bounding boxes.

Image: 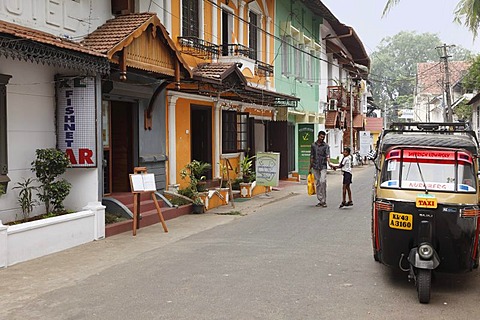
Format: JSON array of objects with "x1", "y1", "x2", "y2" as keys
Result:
[
  {"x1": 267, "y1": 121, "x2": 295, "y2": 179},
  {"x1": 103, "y1": 100, "x2": 135, "y2": 194},
  {"x1": 190, "y1": 105, "x2": 212, "y2": 179}
]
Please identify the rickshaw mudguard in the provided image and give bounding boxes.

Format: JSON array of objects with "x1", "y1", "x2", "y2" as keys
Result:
[{"x1": 408, "y1": 247, "x2": 440, "y2": 270}]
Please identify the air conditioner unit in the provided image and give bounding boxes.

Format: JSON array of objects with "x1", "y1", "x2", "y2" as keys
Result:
[{"x1": 328, "y1": 99, "x2": 338, "y2": 111}]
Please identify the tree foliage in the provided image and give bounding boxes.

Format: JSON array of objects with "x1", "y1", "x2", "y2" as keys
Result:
[
  {"x1": 463, "y1": 55, "x2": 480, "y2": 91},
  {"x1": 454, "y1": 0, "x2": 480, "y2": 39},
  {"x1": 370, "y1": 31, "x2": 472, "y2": 110},
  {"x1": 454, "y1": 100, "x2": 473, "y2": 121},
  {"x1": 31, "y1": 148, "x2": 71, "y2": 214}
]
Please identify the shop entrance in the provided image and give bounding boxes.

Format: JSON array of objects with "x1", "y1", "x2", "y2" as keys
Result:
[
  {"x1": 102, "y1": 100, "x2": 135, "y2": 194},
  {"x1": 190, "y1": 105, "x2": 212, "y2": 179}
]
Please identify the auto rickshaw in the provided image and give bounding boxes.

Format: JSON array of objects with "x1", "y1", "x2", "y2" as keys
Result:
[{"x1": 370, "y1": 122, "x2": 480, "y2": 303}]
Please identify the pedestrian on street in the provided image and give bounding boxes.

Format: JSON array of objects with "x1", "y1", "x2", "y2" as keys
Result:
[
  {"x1": 309, "y1": 130, "x2": 332, "y2": 207},
  {"x1": 331, "y1": 147, "x2": 353, "y2": 208}
]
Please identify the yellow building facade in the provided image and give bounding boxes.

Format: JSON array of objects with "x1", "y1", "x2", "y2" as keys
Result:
[{"x1": 165, "y1": 0, "x2": 298, "y2": 188}]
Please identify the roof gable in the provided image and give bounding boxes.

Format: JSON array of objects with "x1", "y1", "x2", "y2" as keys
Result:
[{"x1": 82, "y1": 13, "x2": 191, "y2": 78}]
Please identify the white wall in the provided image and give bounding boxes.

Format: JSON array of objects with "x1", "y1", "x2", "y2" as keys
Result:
[
  {"x1": 0, "y1": 57, "x2": 100, "y2": 223},
  {"x1": 0, "y1": 1, "x2": 111, "y2": 40},
  {"x1": 327, "y1": 129, "x2": 343, "y2": 162}
]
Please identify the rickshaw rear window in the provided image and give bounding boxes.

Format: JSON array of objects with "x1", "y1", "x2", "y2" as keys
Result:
[{"x1": 380, "y1": 149, "x2": 476, "y2": 192}]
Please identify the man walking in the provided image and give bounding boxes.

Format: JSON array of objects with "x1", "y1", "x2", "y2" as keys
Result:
[{"x1": 309, "y1": 130, "x2": 331, "y2": 207}]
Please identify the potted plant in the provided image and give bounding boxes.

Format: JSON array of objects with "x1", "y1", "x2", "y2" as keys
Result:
[
  {"x1": 239, "y1": 154, "x2": 256, "y2": 183},
  {"x1": 178, "y1": 185, "x2": 206, "y2": 214},
  {"x1": 191, "y1": 195, "x2": 205, "y2": 214},
  {"x1": 180, "y1": 160, "x2": 212, "y2": 192}
]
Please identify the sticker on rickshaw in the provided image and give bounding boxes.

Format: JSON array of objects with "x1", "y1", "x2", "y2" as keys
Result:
[
  {"x1": 389, "y1": 212, "x2": 413, "y2": 230},
  {"x1": 415, "y1": 194, "x2": 437, "y2": 208}
]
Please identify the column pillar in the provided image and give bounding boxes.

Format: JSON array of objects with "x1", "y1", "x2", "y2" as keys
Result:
[
  {"x1": 168, "y1": 94, "x2": 179, "y2": 185},
  {"x1": 239, "y1": 1, "x2": 246, "y2": 45}
]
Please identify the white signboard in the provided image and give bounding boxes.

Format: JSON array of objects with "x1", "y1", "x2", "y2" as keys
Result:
[
  {"x1": 399, "y1": 109, "x2": 414, "y2": 119},
  {"x1": 56, "y1": 76, "x2": 97, "y2": 167},
  {"x1": 130, "y1": 173, "x2": 157, "y2": 192},
  {"x1": 359, "y1": 131, "x2": 372, "y2": 156},
  {"x1": 255, "y1": 152, "x2": 280, "y2": 187}
]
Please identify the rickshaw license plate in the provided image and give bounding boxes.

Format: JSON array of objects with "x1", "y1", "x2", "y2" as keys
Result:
[{"x1": 389, "y1": 212, "x2": 413, "y2": 230}]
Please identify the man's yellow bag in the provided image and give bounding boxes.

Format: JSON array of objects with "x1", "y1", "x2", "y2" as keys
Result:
[{"x1": 307, "y1": 173, "x2": 316, "y2": 195}]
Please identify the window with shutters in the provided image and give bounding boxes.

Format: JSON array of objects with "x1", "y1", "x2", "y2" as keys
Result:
[
  {"x1": 222, "y1": 111, "x2": 249, "y2": 153},
  {"x1": 248, "y1": 11, "x2": 258, "y2": 60},
  {"x1": 182, "y1": 0, "x2": 199, "y2": 37}
]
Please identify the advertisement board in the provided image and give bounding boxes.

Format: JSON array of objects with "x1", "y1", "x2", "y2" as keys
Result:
[
  {"x1": 359, "y1": 131, "x2": 372, "y2": 156},
  {"x1": 56, "y1": 76, "x2": 97, "y2": 167},
  {"x1": 297, "y1": 124, "x2": 314, "y2": 176},
  {"x1": 255, "y1": 152, "x2": 280, "y2": 187}
]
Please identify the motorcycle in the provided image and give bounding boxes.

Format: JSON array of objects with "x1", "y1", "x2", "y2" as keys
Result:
[
  {"x1": 354, "y1": 151, "x2": 364, "y2": 166},
  {"x1": 371, "y1": 122, "x2": 480, "y2": 303}
]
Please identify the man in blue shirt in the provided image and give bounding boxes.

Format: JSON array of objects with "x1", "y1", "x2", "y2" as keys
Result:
[{"x1": 309, "y1": 131, "x2": 331, "y2": 207}]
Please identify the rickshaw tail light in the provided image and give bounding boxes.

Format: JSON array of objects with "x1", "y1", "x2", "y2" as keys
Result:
[
  {"x1": 375, "y1": 201, "x2": 393, "y2": 211},
  {"x1": 461, "y1": 207, "x2": 480, "y2": 218}
]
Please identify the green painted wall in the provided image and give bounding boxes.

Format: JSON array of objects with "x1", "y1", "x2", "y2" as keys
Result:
[{"x1": 274, "y1": 0, "x2": 322, "y2": 115}]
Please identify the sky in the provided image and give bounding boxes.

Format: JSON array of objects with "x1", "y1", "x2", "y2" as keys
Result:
[{"x1": 321, "y1": 0, "x2": 479, "y2": 55}]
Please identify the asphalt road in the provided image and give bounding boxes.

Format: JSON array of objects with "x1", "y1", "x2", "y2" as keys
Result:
[{"x1": 1, "y1": 165, "x2": 480, "y2": 319}]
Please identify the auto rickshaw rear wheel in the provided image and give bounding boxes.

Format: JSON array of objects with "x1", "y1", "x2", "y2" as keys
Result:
[{"x1": 416, "y1": 269, "x2": 431, "y2": 304}]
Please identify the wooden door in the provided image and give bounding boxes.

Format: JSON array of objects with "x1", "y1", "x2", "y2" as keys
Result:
[
  {"x1": 190, "y1": 105, "x2": 212, "y2": 179},
  {"x1": 111, "y1": 101, "x2": 134, "y2": 192},
  {"x1": 267, "y1": 121, "x2": 294, "y2": 179}
]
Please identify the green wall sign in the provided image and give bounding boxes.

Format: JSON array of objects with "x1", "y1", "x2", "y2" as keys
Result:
[{"x1": 298, "y1": 124, "x2": 314, "y2": 176}]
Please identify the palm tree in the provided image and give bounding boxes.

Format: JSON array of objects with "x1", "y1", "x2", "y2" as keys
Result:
[{"x1": 383, "y1": 0, "x2": 480, "y2": 39}]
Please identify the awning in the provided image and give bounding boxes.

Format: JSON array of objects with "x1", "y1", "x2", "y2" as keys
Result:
[
  {"x1": 82, "y1": 13, "x2": 191, "y2": 79},
  {"x1": 353, "y1": 114, "x2": 364, "y2": 129},
  {"x1": 365, "y1": 117, "x2": 384, "y2": 132},
  {"x1": 0, "y1": 20, "x2": 109, "y2": 74},
  {"x1": 181, "y1": 62, "x2": 299, "y2": 108},
  {"x1": 325, "y1": 111, "x2": 339, "y2": 129}
]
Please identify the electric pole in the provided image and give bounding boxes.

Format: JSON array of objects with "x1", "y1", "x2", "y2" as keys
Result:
[{"x1": 436, "y1": 44, "x2": 455, "y2": 122}]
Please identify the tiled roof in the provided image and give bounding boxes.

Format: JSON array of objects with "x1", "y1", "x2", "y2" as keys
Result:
[
  {"x1": 82, "y1": 12, "x2": 191, "y2": 77},
  {"x1": 325, "y1": 111, "x2": 339, "y2": 129},
  {"x1": 353, "y1": 114, "x2": 364, "y2": 129},
  {"x1": 82, "y1": 12, "x2": 156, "y2": 55},
  {"x1": 193, "y1": 63, "x2": 245, "y2": 82},
  {"x1": 188, "y1": 62, "x2": 299, "y2": 107},
  {"x1": 0, "y1": 19, "x2": 104, "y2": 57},
  {"x1": 417, "y1": 61, "x2": 471, "y2": 95},
  {"x1": 365, "y1": 117, "x2": 384, "y2": 132}
]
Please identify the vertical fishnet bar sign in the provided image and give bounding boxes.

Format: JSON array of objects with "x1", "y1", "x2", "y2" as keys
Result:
[{"x1": 56, "y1": 76, "x2": 97, "y2": 167}]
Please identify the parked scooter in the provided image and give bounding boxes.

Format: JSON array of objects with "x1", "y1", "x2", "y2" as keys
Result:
[{"x1": 354, "y1": 151, "x2": 364, "y2": 166}]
